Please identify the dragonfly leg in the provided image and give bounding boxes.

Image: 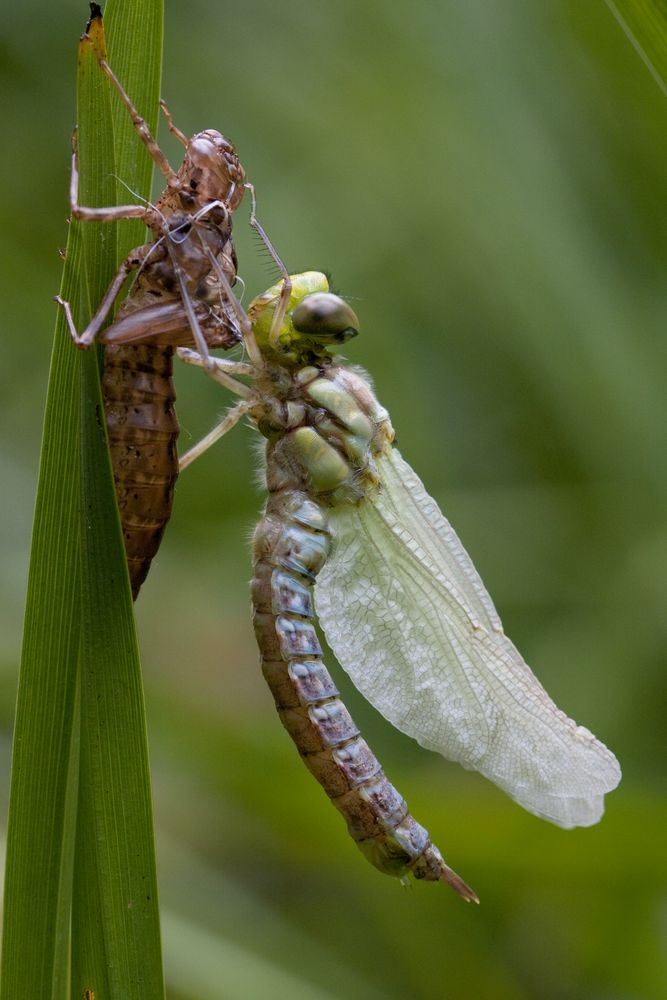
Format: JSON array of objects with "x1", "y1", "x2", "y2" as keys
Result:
[
  {"x1": 196, "y1": 356, "x2": 255, "y2": 378},
  {"x1": 55, "y1": 244, "x2": 150, "y2": 347},
  {"x1": 190, "y1": 199, "x2": 230, "y2": 227},
  {"x1": 177, "y1": 347, "x2": 255, "y2": 399},
  {"x1": 66, "y1": 131, "x2": 161, "y2": 227},
  {"x1": 179, "y1": 399, "x2": 255, "y2": 470},
  {"x1": 159, "y1": 99, "x2": 188, "y2": 147},
  {"x1": 96, "y1": 57, "x2": 177, "y2": 186},
  {"x1": 245, "y1": 182, "x2": 292, "y2": 348},
  {"x1": 197, "y1": 244, "x2": 265, "y2": 371},
  {"x1": 167, "y1": 253, "x2": 217, "y2": 365},
  {"x1": 154, "y1": 204, "x2": 237, "y2": 366}
]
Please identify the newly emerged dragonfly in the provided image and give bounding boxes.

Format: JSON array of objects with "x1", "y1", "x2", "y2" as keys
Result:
[
  {"x1": 178, "y1": 271, "x2": 621, "y2": 899},
  {"x1": 57, "y1": 20, "x2": 253, "y2": 597}
]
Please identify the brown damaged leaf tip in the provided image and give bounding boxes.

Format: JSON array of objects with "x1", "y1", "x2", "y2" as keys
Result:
[
  {"x1": 81, "y1": 3, "x2": 106, "y2": 56},
  {"x1": 441, "y1": 866, "x2": 480, "y2": 904},
  {"x1": 86, "y1": 2, "x2": 103, "y2": 32}
]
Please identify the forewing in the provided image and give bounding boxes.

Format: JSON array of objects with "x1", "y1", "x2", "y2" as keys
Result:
[{"x1": 316, "y1": 448, "x2": 621, "y2": 828}]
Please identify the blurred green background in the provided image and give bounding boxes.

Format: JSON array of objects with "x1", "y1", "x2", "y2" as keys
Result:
[{"x1": 1, "y1": 1, "x2": 666, "y2": 997}]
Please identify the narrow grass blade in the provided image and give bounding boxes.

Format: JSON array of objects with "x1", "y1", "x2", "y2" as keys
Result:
[
  {"x1": 71, "y1": 6, "x2": 165, "y2": 998},
  {"x1": 1, "y1": 2, "x2": 165, "y2": 998},
  {"x1": 606, "y1": 0, "x2": 667, "y2": 97},
  {"x1": 0, "y1": 213, "x2": 84, "y2": 1000}
]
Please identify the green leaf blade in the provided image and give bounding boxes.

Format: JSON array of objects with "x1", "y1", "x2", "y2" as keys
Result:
[
  {"x1": 71, "y1": 5, "x2": 166, "y2": 998},
  {"x1": 0, "y1": 130, "x2": 85, "y2": 1000},
  {"x1": 2, "y1": 3, "x2": 165, "y2": 999},
  {"x1": 607, "y1": 0, "x2": 667, "y2": 98}
]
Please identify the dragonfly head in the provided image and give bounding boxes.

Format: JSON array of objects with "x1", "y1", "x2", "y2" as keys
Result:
[{"x1": 249, "y1": 271, "x2": 359, "y2": 364}]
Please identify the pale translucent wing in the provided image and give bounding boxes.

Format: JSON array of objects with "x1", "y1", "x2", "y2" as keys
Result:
[{"x1": 316, "y1": 448, "x2": 621, "y2": 828}]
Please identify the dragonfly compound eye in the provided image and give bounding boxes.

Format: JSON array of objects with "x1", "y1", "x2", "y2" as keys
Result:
[{"x1": 291, "y1": 293, "x2": 359, "y2": 344}]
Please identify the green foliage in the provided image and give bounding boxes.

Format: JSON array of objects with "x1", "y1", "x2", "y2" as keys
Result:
[
  {"x1": 1, "y1": 3, "x2": 165, "y2": 998},
  {"x1": 606, "y1": 0, "x2": 667, "y2": 98}
]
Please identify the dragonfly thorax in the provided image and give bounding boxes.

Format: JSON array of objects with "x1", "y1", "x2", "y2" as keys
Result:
[{"x1": 255, "y1": 362, "x2": 382, "y2": 504}]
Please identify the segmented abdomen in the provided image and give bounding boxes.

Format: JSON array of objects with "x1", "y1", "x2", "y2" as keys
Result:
[
  {"x1": 103, "y1": 343, "x2": 179, "y2": 599},
  {"x1": 251, "y1": 488, "x2": 468, "y2": 886}
]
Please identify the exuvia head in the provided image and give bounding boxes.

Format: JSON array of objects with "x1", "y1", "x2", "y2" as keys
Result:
[
  {"x1": 182, "y1": 130, "x2": 246, "y2": 211},
  {"x1": 248, "y1": 272, "x2": 359, "y2": 364}
]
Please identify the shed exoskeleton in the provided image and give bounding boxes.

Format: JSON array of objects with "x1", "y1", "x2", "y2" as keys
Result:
[{"x1": 57, "y1": 34, "x2": 252, "y2": 596}]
